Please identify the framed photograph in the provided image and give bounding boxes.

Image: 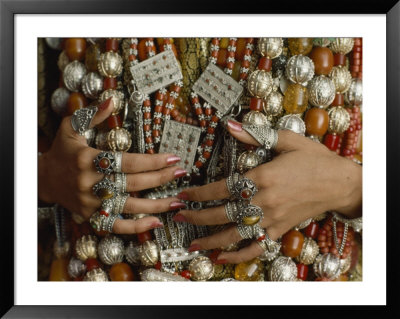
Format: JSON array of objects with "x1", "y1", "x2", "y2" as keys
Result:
[{"x1": 1, "y1": 0, "x2": 398, "y2": 317}]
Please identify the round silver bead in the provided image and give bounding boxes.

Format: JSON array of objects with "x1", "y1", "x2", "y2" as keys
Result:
[
  {"x1": 98, "y1": 51, "x2": 123, "y2": 78},
  {"x1": 81, "y1": 72, "x2": 103, "y2": 99},
  {"x1": 258, "y1": 38, "x2": 284, "y2": 59},
  {"x1": 247, "y1": 70, "x2": 274, "y2": 99},
  {"x1": 295, "y1": 237, "x2": 319, "y2": 265},
  {"x1": 98, "y1": 235, "x2": 124, "y2": 266},
  {"x1": 242, "y1": 110, "x2": 271, "y2": 127},
  {"x1": 264, "y1": 91, "x2": 283, "y2": 117},
  {"x1": 45, "y1": 38, "x2": 62, "y2": 50},
  {"x1": 329, "y1": 66, "x2": 352, "y2": 94},
  {"x1": 57, "y1": 50, "x2": 69, "y2": 72},
  {"x1": 329, "y1": 38, "x2": 354, "y2": 55},
  {"x1": 51, "y1": 87, "x2": 70, "y2": 115},
  {"x1": 100, "y1": 89, "x2": 125, "y2": 114},
  {"x1": 285, "y1": 55, "x2": 315, "y2": 85},
  {"x1": 75, "y1": 235, "x2": 98, "y2": 262},
  {"x1": 129, "y1": 91, "x2": 145, "y2": 109},
  {"x1": 308, "y1": 75, "x2": 336, "y2": 109},
  {"x1": 63, "y1": 60, "x2": 87, "y2": 92},
  {"x1": 67, "y1": 257, "x2": 87, "y2": 279},
  {"x1": 313, "y1": 253, "x2": 341, "y2": 280},
  {"x1": 95, "y1": 130, "x2": 109, "y2": 151},
  {"x1": 236, "y1": 150, "x2": 261, "y2": 174},
  {"x1": 268, "y1": 256, "x2": 297, "y2": 281},
  {"x1": 139, "y1": 240, "x2": 159, "y2": 267},
  {"x1": 344, "y1": 78, "x2": 363, "y2": 106},
  {"x1": 53, "y1": 241, "x2": 71, "y2": 259},
  {"x1": 328, "y1": 106, "x2": 351, "y2": 134},
  {"x1": 188, "y1": 256, "x2": 214, "y2": 281},
  {"x1": 107, "y1": 127, "x2": 132, "y2": 152},
  {"x1": 275, "y1": 114, "x2": 306, "y2": 135},
  {"x1": 125, "y1": 241, "x2": 142, "y2": 266},
  {"x1": 83, "y1": 268, "x2": 109, "y2": 281},
  {"x1": 339, "y1": 253, "x2": 352, "y2": 274},
  {"x1": 258, "y1": 240, "x2": 281, "y2": 263}
]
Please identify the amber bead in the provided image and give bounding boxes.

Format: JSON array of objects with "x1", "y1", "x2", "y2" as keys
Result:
[
  {"x1": 104, "y1": 77, "x2": 117, "y2": 90},
  {"x1": 217, "y1": 49, "x2": 228, "y2": 68},
  {"x1": 109, "y1": 262, "x2": 134, "y2": 281},
  {"x1": 309, "y1": 46, "x2": 334, "y2": 75},
  {"x1": 85, "y1": 44, "x2": 101, "y2": 72},
  {"x1": 304, "y1": 107, "x2": 329, "y2": 137},
  {"x1": 99, "y1": 158, "x2": 110, "y2": 169},
  {"x1": 138, "y1": 231, "x2": 152, "y2": 243},
  {"x1": 85, "y1": 258, "x2": 101, "y2": 271},
  {"x1": 258, "y1": 57, "x2": 272, "y2": 71},
  {"x1": 65, "y1": 38, "x2": 86, "y2": 61},
  {"x1": 283, "y1": 83, "x2": 308, "y2": 114},
  {"x1": 219, "y1": 38, "x2": 229, "y2": 49},
  {"x1": 288, "y1": 38, "x2": 313, "y2": 55},
  {"x1": 106, "y1": 38, "x2": 119, "y2": 52},
  {"x1": 138, "y1": 39, "x2": 156, "y2": 61},
  {"x1": 235, "y1": 38, "x2": 247, "y2": 61},
  {"x1": 107, "y1": 115, "x2": 122, "y2": 129},
  {"x1": 304, "y1": 221, "x2": 319, "y2": 239},
  {"x1": 67, "y1": 92, "x2": 87, "y2": 115},
  {"x1": 297, "y1": 263, "x2": 308, "y2": 281},
  {"x1": 231, "y1": 61, "x2": 241, "y2": 81},
  {"x1": 234, "y1": 258, "x2": 263, "y2": 281},
  {"x1": 281, "y1": 230, "x2": 304, "y2": 258},
  {"x1": 49, "y1": 258, "x2": 70, "y2": 281},
  {"x1": 331, "y1": 93, "x2": 344, "y2": 106},
  {"x1": 250, "y1": 97, "x2": 263, "y2": 111},
  {"x1": 334, "y1": 53, "x2": 346, "y2": 66}
]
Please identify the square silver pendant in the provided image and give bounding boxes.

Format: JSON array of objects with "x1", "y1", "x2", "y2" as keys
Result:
[
  {"x1": 129, "y1": 50, "x2": 182, "y2": 95},
  {"x1": 192, "y1": 62, "x2": 243, "y2": 115},
  {"x1": 159, "y1": 120, "x2": 202, "y2": 173}
]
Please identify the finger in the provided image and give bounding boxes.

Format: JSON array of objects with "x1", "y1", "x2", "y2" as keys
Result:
[
  {"x1": 113, "y1": 216, "x2": 164, "y2": 234},
  {"x1": 123, "y1": 197, "x2": 186, "y2": 214},
  {"x1": 189, "y1": 225, "x2": 242, "y2": 251},
  {"x1": 216, "y1": 241, "x2": 264, "y2": 264},
  {"x1": 126, "y1": 166, "x2": 187, "y2": 192},
  {"x1": 89, "y1": 97, "x2": 114, "y2": 128},
  {"x1": 226, "y1": 119, "x2": 307, "y2": 153},
  {"x1": 174, "y1": 205, "x2": 228, "y2": 225},
  {"x1": 121, "y1": 152, "x2": 182, "y2": 173}
]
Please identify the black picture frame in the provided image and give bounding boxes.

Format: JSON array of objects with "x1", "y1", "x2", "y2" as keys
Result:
[{"x1": 1, "y1": 0, "x2": 399, "y2": 317}]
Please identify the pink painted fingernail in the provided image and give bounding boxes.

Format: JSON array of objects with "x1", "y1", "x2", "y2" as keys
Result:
[
  {"x1": 214, "y1": 259, "x2": 228, "y2": 265},
  {"x1": 174, "y1": 169, "x2": 187, "y2": 178},
  {"x1": 227, "y1": 120, "x2": 242, "y2": 132},
  {"x1": 170, "y1": 202, "x2": 187, "y2": 210},
  {"x1": 172, "y1": 213, "x2": 187, "y2": 222},
  {"x1": 188, "y1": 244, "x2": 202, "y2": 252},
  {"x1": 98, "y1": 97, "x2": 113, "y2": 111},
  {"x1": 167, "y1": 155, "x2": 181, "y2": 165},
  {"x1": 177, "y1": 192, "x2": 189, "y2": 200},
  {"x1": 150, "y1": 221, "x2": 164, "y2": 229}
]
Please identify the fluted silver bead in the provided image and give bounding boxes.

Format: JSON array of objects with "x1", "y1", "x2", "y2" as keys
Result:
[
  {"x1": 63, "y1": 60, "x2": 87, "y2": 92},
  {"x1": 313, "y1": 253, "x2": 341, "y2": 280},
  {"x1": 247, "y1": 70, "x2": 274, "y2": 99},
  {"x1": 268, "y1": 256, "x2": 297, "y2": 281},
  {"x1": 81, "y1": 72, "x2": 103, "y2": 99},
  {"x1": 237, "y1": 150, "x2": 261, "y2": 174},
  {"x1": 344, "y1": 78, "x2": 363, "y2": 106},
  {"x1": 308, "y1": 75, "x2": 336, "y2": 109},
  {"x1": 275, "y1": 114, "x2": 306, "y2": 135},
  {"x1": 125, "y1": 241, "x2": 142, "y2": 266},
  {"x1": 75, "y1": 235, "x2": 98, "y2": 261},
  {"x1": 242, "y1": 110, "x2": 271, "y2": 126},
  {"x1": 328, "y1": 106, "x2": 351, "y2": 134},
  {"x1": 51, "y1": 87, "x2": 70, "y2": 115},
  {"x1": 99, "y1": 89, "x2": 125, "y2": 114},
  {"x1": 264, "y1": 91, "x2": 283, "y2": 117},
  {"x1": 188, "y1": 256, "x2": 214, "y2": 281},
  {"x1": 83, "y1": 268, "x2": 109, "y2": 281},
  {"x1": 258, "y1": 38, "x2": 284, "y2": 59},
  {"x1": 139, "y1": 240, "x2": 159, "y2": 267},
  {"x1": 329, "y1": 66, "x2": 352, "y2": 94},
  {"x1": 295, "y1": 237, "x2": 319, "y2": 265},
  {"x1": 98, "y1": 235, "x2": 124, "y2": 266},
  {"x1": 107, "y1": 127, "x2": 132, "y2": 152},
  {"x1": 329, "y1": 38, "x2": 354, "y2": 55},
  {"x1": 98, "y1": 51, "x2": 123, "y2": 78},
  {"x1": 68, "y1": 257, "x2": 87, "y2": 279},
  {"x1": 285, "y1": 55, "x2": 315, "y2": 85}
]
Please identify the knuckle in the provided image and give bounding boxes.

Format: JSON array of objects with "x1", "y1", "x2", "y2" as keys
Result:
[{"x1": 76, "y1": 148, "x2": 90, "y2": 170}]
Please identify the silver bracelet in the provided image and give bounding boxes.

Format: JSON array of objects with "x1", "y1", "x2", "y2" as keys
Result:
[{"x1": 331, "y1": 211, "x2": 362, "y2": 233}]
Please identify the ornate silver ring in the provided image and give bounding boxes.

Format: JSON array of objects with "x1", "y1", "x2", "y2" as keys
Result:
[
  {"x1": 92, "y1": 177, "x2": 117, "y2": 200},
  {"x1": 70, "y1": 105, "x2": 98, "y2": 136},
  {"x1": 242, "y1": 123, "x2": 278, "y2": 150},
  {"x1": 90, "y1": 210, "x2": 119, "y2": 233},
  {"x1": 224, "y1": 201, "x2": 239, "y2": 223},
  {"x1": 113, "y1": 193, "x2": 129, "y2": 216},
  {"x1": 114, "y1": 151, "x2": 123, "y2": 173},
  {"x1": 226, "y1": 173, "x2": 258, "y2": 202},
  {"x1": 94, "y1": 151, "x2": 116, "y2": 175},
  {"x1": 114, "y1": 173, "x2": 127, "y2": 193}
]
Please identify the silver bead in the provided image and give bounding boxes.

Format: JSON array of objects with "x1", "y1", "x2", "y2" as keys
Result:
[
  {"x1": 329, "y1": 38, "x2": 354, "y2": 55},
  {"x1": 258, "y1": 240, "x2": 281, "y2": 263},
  {"x1": 140, "y1": 268, "x2": 189, "y2": 281},
  {"x1": 51, "y1": 87, "x2": 70, "y2": 115},
  {"x1": 81, "y1": 72, "x2": 103, "y2": 99},
  {"x1": 63, "y1": 60, "x2": 87, "y2": 92},
  {"x1": 188, "y1": 256, "x2": 214, "y2": 281},
  {"x1": 100, "y1": 89, "x2": 125, "y2": 114},
  {"x1": 308, "y1": 75, "x2": 336, "y2": 109},
  {"x1": 285, "y1": 55, "x2": 315, "y2": 85},
  {"x1": 242, "y1": 110, "x2": 271, "y2": 126},
  {"x1": 220, "y1": 278, "x2": 237, "y2": 282},
  {"x1": 268, "y1": 256, "x2": 297, "y2": 281},
  {"x1": 344, "y1": 78, "x2": 362, "y2": 106},
  {"x1": 139, "y1": 240, "x2": 159, "y2": 267},
  {"x1": 95, "y1": 130, "x2": 110, "y2": 151},
  {"x1": 53, "y1": 241, "x2": 71, "y2": 259},
  {"x1": 67, "y1": 257, "x2": 87, "y2": 279},
  {"x1": 258, "y1": 38, "x2": 284, "y2": 59},
  {"x1": 84, "y1": 128, "x2": 97, "y2": 147},
  {"x1": 313, "y1": 253, "x2": 341, "y2": 280},
  {"x1": 129, "y1": 90, "x2": 145, "y2": 109},
  {"x1": 83, "y1": 268, "x2": 109, "y2": 281},
  {"x1": 328, "y1": 106, "x2": 351, "y2": 134},
  {"x1": 275, "y1": 114, "x2": 306, "y2": 135},
  {"x1": 98, "y1": 235, "x2": 124, "y2": 266},
  {"x1": 329, "y1": 66, "x2": 352, "y2": 94},
  {"x1": 237, "y1": 150, "x2": 261, "y2": 174},
  {"x1": 57, "y1": 50, "x2": 69, "y2": 72},
  {"x1": 264, "y1": 91, "x2": 283, "y2": 117},
  {"x1": 125, "y1": 241, "x2": 142, "y2": 266},
  {"x1": 339, "y1": 253, "x2": 352, "y2": 274},
  {"x1": 107, "y1": 127, "x2": 132, "y2": 152},
  {"x1": 296, "y1": 237, "x2": 319, "y2": 265},
  {"x1": 279, "y1": 75, "x2": 291, "y2": 95},
  {"x1": 247, "y1": 70, "x2": 274, "y2": 98},
  {"x1": 75, "y1": 235, "x2": 98, "y2": 261},
  {"x1": 295, "y1": 218, "x2": 312, "y2": 230},
  {"x1": 98, "y1": 51, "x2": 123, "y2": 78},
  {"x1": 45, "y1": 38, "x2": 62, "y2": 50}
]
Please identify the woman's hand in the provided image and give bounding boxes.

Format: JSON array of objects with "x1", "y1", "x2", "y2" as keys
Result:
[
  {"x1": 173, "y1": 119, "x2": 362, "y2": 264},
  {"x1": 39, "y1": 98, "x2": 187, "y2": 234}
]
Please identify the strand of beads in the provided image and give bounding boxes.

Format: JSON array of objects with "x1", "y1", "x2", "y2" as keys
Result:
[
  {"x1": 190, "y1": 92, "x2": 207, "y2": 132},
  {"x1": 224, "y1": 38, "x2": 237, "y2": 75},
  {"x1": 238, "y1": 38, "x2": 255, "y2": 87}
]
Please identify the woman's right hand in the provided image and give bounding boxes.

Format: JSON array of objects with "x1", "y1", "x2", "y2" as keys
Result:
[{"x1": 39, "y1": 98, "x2": 187, "y2": 234}]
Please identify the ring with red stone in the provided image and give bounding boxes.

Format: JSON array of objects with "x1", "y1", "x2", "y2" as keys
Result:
[
  {"x1": 94, "y1": 151, "x2": 116, "y2": 175},
  {"x1": 227, "y1": 173, "x2": 258, "y2": 202}
]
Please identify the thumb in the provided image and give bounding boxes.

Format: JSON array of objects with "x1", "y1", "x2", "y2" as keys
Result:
[
  {"x1": 90, "y1": 97, "x2": 115, "y2": 128},
  {"x1": 226, "y1": 119, "x2": 304, "y2": 153}
]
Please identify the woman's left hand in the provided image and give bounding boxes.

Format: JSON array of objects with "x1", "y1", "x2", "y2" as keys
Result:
[{"x1": 173, "y1": 120, "x2": 362, "y2": 264}]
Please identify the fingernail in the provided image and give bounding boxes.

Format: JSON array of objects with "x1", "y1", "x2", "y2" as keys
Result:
[
  {"x1": 150, "y1": 221, "x2": 164, "y2": 229},
  {"x1": 177, "y1": 192, "x2": 189, "y2": 200},
  {"x1": 209, "y1": 249, "x2": 222, "y2": 263},
  {"x1": 188, "y1": 244, "x2": 202, "y2": 252},
  {"x1": 172, "y1": 213, "x2": 187, "y2": 222},
  {"x1": 227, "y1": 120, "x2": 242, "y2": 132},
  {"x1": 167, "y1": 155, "x2": 181, "y2": 165},
  {"x1": 174, "y1": 169, "x2": 187, "y2": 178},
  {"x1": 98, "y1": 97, "x2": 113, "y2": 111},
  {"x1": 170, "y1": 202, "x2": 187, "y2": 210},
  {"x1": 214, "y1": 259, "x2": 228, "y2": 265}
]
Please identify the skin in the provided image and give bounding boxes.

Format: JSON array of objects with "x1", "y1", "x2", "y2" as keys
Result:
[
  {"x1": 38, "y1": 98, "x2": 187, "y2": 234},
  {"x1": 174, "y1": 120, "x2": 362, "y2": 264}
]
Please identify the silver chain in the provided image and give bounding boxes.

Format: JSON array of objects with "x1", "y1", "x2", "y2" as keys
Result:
[{"x1": 333, "y1": 217, "x2": 348, "y2": 256}]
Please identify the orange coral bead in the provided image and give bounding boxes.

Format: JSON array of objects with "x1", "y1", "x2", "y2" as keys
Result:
[
  {"x1": 281, "y1": 230, "x2": 304, "y2": 258},
  {"x1": 65, "y1": 38, "x2": 86, "y2": 61},
  {"x1": 109, "y1": 262, "x2": 134, "y2": 281},
  {"x1": 304, "y1": 107, "x2": 329, "y2": 137}
]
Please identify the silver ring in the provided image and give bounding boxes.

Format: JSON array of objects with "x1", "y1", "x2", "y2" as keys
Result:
[
  {"x1": 113, "y1": 193, "x2": 129, "y2": 215},
  {"x1": 89, "y1": 210, "x2": 119, "y2": 233},
  {"x1": 224, "y1": 201, "x2": 239, "y2": 223},
  {"x1": 114, "y1": 151, "x2": 123, "y2": 173},
  {"x1": 92, "y1": 177, "x2": 117, "y2": 200},
  {"x1": 70, "y1": 105, "x2": 98, "y2": 136},
  {"x1": 236, "y1": 224, "x2": 255, "y2": 240},
  {"x1": 242, "y1": 123, "x2": 278, "y2": 150},
  {"x1": 114, "y1": 173, "x2": 127, "y2": 193},
  {"x1": 237, "y1": 203, "x2": 263, "y2": 226},
  {"x1": 94, "y1": 151, "x2": 116, "y2": 175},
  {"x1": 226, "y1": 174, "x2": 258, "y2": 202}
]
